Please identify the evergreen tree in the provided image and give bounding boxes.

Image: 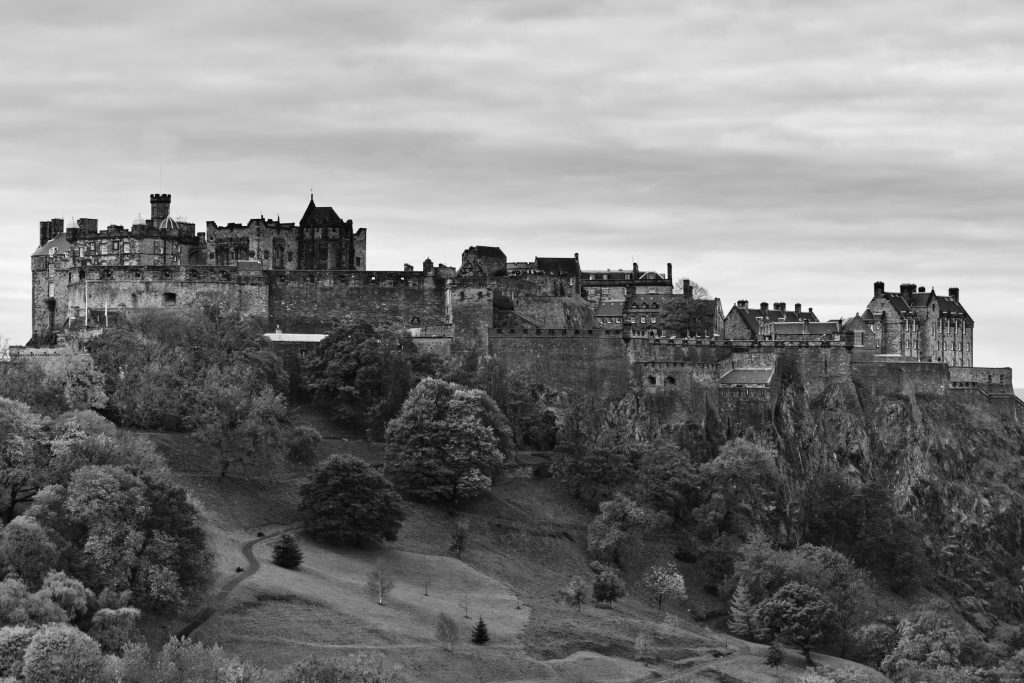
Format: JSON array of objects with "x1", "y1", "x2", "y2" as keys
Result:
[
  {"x1": 272, "y1": 534, "x2": 303, "y2": 569},
  {"x1": 470, "y1": 617, "x2": 489, "y2": 645},
  {"x1": 727, "y1": 580, "x2": 755, "y2": 638}
]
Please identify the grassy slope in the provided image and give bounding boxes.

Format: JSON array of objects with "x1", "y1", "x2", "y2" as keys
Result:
[{"x1": 148, "y1": 415, "x2": 886, "y2": 682}]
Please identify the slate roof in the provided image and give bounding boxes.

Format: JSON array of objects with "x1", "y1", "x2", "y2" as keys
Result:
[
  {"x1": 878, "y1": 289, "x2": 973, "y2": 323},
  {"x1": 720, "y1": 368, "x2": 775, "y2": 386},
  {"x1": 300, "y1": 197, "x2": 345, "y2": 227},
  {"x1": 773, "y1": 321, "x2": 838, "y2": 336},
  {"x1": 464, "y1": 246, "x2": 506, "y2": 259},
  {"x1": 627, "y1": 293, "x2": 676, "y2": 309},
  {"x1": 32, "y1": 233, "x2": 72, "y2": 258},
  {"x1": 729, "y1": 305, "x2": 818, "y2": 336},
  {"x1": 596, "y1": 301, "x2": 625, "y2": 317},
  {"x1": 535, "y1": 257, "x2": 580, "y2": 277}
]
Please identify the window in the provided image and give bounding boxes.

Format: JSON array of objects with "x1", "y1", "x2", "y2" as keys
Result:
[
  {"x1": 647, "y1": 376, "x2": 656, "y2": 386},
  {"x1": 162, "y1": 293, "x2": 177, "y2": 306},
  {"x1": 640, "y1": 316, "x2": 646, "y2": 324},
  {"x1": 47, "y1": 283, "x2": 55, "y2": 297},
  {"x1": 651, "y1": 316, "x2": 657, "y2": 324}
]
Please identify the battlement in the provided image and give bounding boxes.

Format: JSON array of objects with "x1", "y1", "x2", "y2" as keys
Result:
[
  {"x1": 70, "y1": 265, "x2": 266, "y2": 284},
  {"x1": 489, "y1": 327, "x2": 624, "y2": 338},
  {"x1": 270, "y1": 269, "x2": 443, "y2": 288}
]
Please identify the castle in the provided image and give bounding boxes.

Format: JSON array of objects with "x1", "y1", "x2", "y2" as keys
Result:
[{"x1": 29, "y1": 193, "x2": 1022, "y2": 426}]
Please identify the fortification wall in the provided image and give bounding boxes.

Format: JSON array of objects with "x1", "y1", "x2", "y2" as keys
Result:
[
  {"x1": 852, "y1": 361, "x2": 949, "y2": 396},
  {"x1": 488, "y1": 328, "x2": 630, "y2": 397},
  {"x1": 949, "y1": 366, "x2": 1014, "y2": 393},
  {"x1": 268, "y1": 270, "x2": 448, "y2": 333}
]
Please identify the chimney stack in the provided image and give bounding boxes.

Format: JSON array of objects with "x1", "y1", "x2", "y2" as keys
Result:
[
  {"x1": 794, "y1": 303, "x2": 802, "y2": 315},
  {"x1": 899, "y1": 283, "x2": 916, "y2": 299},
  {"x1": 760, "y1": 302, "x2": 769, "y2": 315},
  {"x1": 737, "y1": 300, "x2": 749, "y2": 310},
  {"x1": 683, "y1": 279, "x2": 693, "y2": 300},
  {"x1": 874, "y1": 281, "x2": 885, "y2": 297},
  {"x1": 948, "y1": 287, "x2": 959, "y2": 302},
  {"x1": 667, "y1": 262, "x2": 672, "y2": 284},
  {"x1": 632, "y1": 262, "x2": 639, "y2": 279}
]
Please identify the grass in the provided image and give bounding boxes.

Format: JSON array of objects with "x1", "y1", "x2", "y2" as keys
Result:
[{"x1": 151, "y1": 417, "x2": 886, "y2": 682}]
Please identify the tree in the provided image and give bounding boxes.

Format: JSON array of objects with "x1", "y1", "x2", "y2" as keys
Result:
[
  {"x1": 559, "y1": 576, "x2": 588, "y2": 612},
  {"x1": 674, "y1": 278, "x2": 709, "y2": 299},
  {"x1": 755, "y1": 582, "x2": 838, "y2": 666},
  {"x1": 302, "y1": 321, "x2": 420, "y2": 439},
  {"x1": 592, "y1": 570, "x2": 626, "y2": 604},
  {"x1": 766, "y1": 640, "x2": 784, "y2": 669},
  {"x1": 635, "y1": 443, "x2": 698, "y2": 521},
  {"x1": 634, "y1": 631, "x2": 653, "y2": 662},
  {"x1": 0, "y1": 517, "x2": 59, "y2": 589},
  {"x1": 450, "y1": 521, "x2": 469, "y2": 560},
  {"x1": 37, "y1": 572, "x2": 92, "y2": 622},
  {"x1": 0, "y1": 625, "x2": 37, "y2": 679},
  {"x1": 87, "y1": 606, "x2": 141, "y2": 654},
  {"x1": 587, "y1": 494, "x2": 663, "y2": 566},
  {"x1": 693, "y1": 439, "x2": 782, "y2": 538},
  {"x1": 470, "y1": 617, "x2": 489, "y2": 645},
  {"x1": 20, "y1": 623, "x2": 103, "y2": 683},
  {"x1": 299, "y1": 455, "x2": 405, "y2": 545},
  {"x1": 727, "y1": 580, "x2": 755, "y2": 638},
  {"x1": 552, "y1": 445, "x2": 632, "y2": 508},
  {"x1": 366, "y1": 560, "x2": 395, "y2": 606},
  {"x1": 0, "y1": 577, "x2": 67, "y2": 627},
  {"x1": 641, "y1": 565, "x2": 688, "y2": 611},
  {"x1": 435, "y1": 613, "x2": 459, "y2": 652},
  {"x1": 384, "y1": 378, "x2": 511, "y2": 504},
  {"x1": 272, "y1": 534, "x2": 303, "y2": 569},
  {"x1": 0, "y1": 398, "x2": 47, "y2": 523},
  {"x1": 880, "y1": 610, "x2": 963, "y2": 680}
]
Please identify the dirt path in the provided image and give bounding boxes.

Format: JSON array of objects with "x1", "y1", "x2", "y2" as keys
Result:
[{"x1": 176, "y1": 527, "x2": 298, "y2": 639}]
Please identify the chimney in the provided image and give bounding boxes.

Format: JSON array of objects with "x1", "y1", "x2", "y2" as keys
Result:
[
  {"x1": 403, "y1": 263, "x2": 413, "y2": 272},
  {"x1": 667, "y1": 262, "x2": 672, "y2": 284},
  {"x1": 917, "y1": 286, "x2": 925, "y2": 293},
  {"x1": 899, "y1": 283, "x2": 916, "y2": 299},
  {"x1": 150, "y1": 193, "x2": 171, "y2": 222},
  {"x1": 737, "y1": 300, "x2": 749, "y2": 310},
  {"x1": 760, "y1": 302, "x2": 769, "y2": 315},
  {"x1": 683, "y1": 279, "x2": 693, "y2": 300},
  {"x1": 948, "y1": 287, "x2": 959, "y2": 302},
  {"x1": 574, "y1": 252, "x2": 579, "y2": 261},
  {"x1": 423, "y1": 257, "x2": 433, "y2": 273},
  {"x1": 794, "y1": 303, "x2": 802, "y2": 315},
  {"x1": 632, "y1": 262, "x2": 639, "y2": 279},
  {"x1": 874, "y1": 281, "x2": 885, "y2": 297}
]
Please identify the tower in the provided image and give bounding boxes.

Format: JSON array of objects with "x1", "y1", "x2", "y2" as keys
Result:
[{"x1": 150, "y1": 194, "x2": 171, "y2": 222}]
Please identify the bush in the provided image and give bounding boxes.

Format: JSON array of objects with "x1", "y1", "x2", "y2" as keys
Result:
[
  {"x1": 300, "y1": 455, "x2": 405, "y2": 545},
  {"x1": 279, "y1": 652, "x2": 403, "y2": 682},
  {"x1": 0, "y1": 626, "x2": 37, "y2": 678},
  {"x1": 272, "y1": 535, "x2": 304, "y2": 569},
  {"x1": 286, "y1": 425, "x2": 322, "y2": 463},
  {"x1": 20, "y1": 623, "x2": 103, "y2": 683},
  {"x1": 592, "y1": 571, "x2": 626, "y2": 604}
]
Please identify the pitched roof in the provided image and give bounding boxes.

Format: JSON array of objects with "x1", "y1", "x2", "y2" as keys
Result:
[
  {"x1": 535, "y1": 257, "x2": 580, "y2": 277},
  {"x1": 719, "y1": 368, "x2": 775, "y2": 386},
  {"x1": 32, "y1": 233, "x2": 72, "y2": 258},
  {"x1": 300, "y1": 196, "x2": 345, "y2": 227},
  {"x1": 596, "y1": 301, "x2": 624, "y2": 317},
  {"x1": 728, "y1": 305, "x2": 818, "y2": 335},
  {"x1": 464, "y1": 246, "x2": 506, "y2": 259}
]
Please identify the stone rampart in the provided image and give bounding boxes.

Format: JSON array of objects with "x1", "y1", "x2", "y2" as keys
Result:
[{"x1": 852, "y1": 361, "x2": 949, "y2": 396}]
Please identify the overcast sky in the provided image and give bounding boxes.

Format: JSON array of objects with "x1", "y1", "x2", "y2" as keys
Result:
[{"x1": 2, "y1": 0, "x2": 1023, "y2": 386}]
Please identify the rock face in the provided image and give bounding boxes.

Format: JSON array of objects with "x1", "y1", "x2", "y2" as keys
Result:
[{"x1": 725, "y1": 357, "x2": 1024, "y2": 627}]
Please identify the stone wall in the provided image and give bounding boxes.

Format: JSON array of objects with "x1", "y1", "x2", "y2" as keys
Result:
[
  {"x1": 852, "y1": 361, "x2": 949, "y2": 396},
  {"x1": 949, "y1": 366, "x2": 1014, "y2": 393},
  {"x1": 268, "y1": 270, "x2": 448, "y2": 333},
  {"x1": 488, "y1": 328, "x2": 631, "y2": 397}
]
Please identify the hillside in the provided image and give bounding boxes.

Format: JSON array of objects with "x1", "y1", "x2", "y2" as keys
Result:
[{"x1": 149, "y1": 418, "x2": 885, "y2": 682}]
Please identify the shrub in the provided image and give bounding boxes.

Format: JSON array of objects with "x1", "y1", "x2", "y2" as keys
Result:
[
  {"x1": 0, "y1": 625, "x2": 37, "y2": 678},
  {"x1": 20, "y1": 623, "x2": 103, "y2": 683},
  {"x1": 286, "y1": 425, "x2": 322, "y2": 463},
  {"x1": 279, "y1": 652, "x2": 403, "y2": 682},
  {"x1": 592, "y1": 571, "x2": 626, "y2": 604},
  {"x1": 272, "y1": 535, "x2": 304, "y2": 569}
]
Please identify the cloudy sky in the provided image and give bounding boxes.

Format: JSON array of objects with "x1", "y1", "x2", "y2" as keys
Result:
[{"x1": 2, "y1": 0, "x2": 1023, "y2": 386}]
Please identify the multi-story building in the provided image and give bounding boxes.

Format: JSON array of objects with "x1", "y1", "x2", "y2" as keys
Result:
[
  {"x1": 724, "y1": 301, "x2": 819, "y2": 341},
  {"x1": 865, "y1": 282, "x2": 973, "y2": 366}
]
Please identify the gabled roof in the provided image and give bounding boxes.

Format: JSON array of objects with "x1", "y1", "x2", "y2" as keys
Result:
[
  {"x1": 627, "y1": 293, "x2": 676, "y2": 309},
  {"x1": 728, "y1": 305, "x2": 818, "y2": 335},
  {"x1": 464, "y1": 245, "x2": 506, "y2": 259},
  {"x1": 535, "y1": 257, "x2": 580, "y2": 277},
  {"x1": 300, "y1": 196, "x2": 345, "y2": 227},
  {"x1": 32, "y1": 233, "x2": 72, "y2": 258},
  {"x1": 720, "y1": 368, "x2": 774, "y2": 386}
]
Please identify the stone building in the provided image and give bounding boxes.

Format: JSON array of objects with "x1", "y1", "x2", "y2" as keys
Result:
[
  {"x1": 723, "y1": 301, "x2": 818, "y2": 340},
  {"x1": 865, "y1": 282, "x2": 973, "y2": 366}
]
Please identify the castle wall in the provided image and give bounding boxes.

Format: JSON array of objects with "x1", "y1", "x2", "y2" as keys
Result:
[
  {"x1": 268, "y1": 270, "x2": 448, "y2": 333},
  {"x1": 949, "y1": 366, "x2": 1014, "y2": 393},
  {"x1": 488, "y1": 328, "x2": 631, "y2": 398},
  {"x1": 851, "y1": 361, "x2": 949, "y2": 396}
]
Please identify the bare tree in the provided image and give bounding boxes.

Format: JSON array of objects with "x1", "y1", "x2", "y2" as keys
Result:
[
  {"x1": 458, "y1": 589, "x2": 471, "y2": 618},
  {"x1": 559, "y1": 576, "x2": 588, "y2": 613},
  {"x1": 450, "y1": 521, "x2": 469, "y2": 560},
  {"x1": 366, "y1": 559, "x2": 396, "y2": 606},
  {"x1": 435, "y1": 612, "x2": 459, "y2": 652},
  {"x1": 422, "y1": 573, "x2": 433, "y2": 596}
]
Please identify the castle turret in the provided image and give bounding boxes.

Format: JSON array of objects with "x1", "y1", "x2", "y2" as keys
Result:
[{"x1": 150, "y1": 194, "x2": 171, "y2": 222}]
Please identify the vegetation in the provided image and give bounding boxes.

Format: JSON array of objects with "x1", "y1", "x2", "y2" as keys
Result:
[
  {"x1": 272, "y1": 534, "x2": 304, "y2": 569},
  {"x1": 592, "y1": 570, "x2": 626, "y2": 604},
  {"x1": 470, "y1": 616, "x2": 489, "y2": 645},
  {"x1": 755, "y1": 582, "x2": 838, "y2": 666},
  {"x1": 299, "y1": 455, "x2": 405, "y2": 545},
  {"x1": 366, "y1": 560, "x2": 396, "y2": 606},
  {"x1": 435, "y1": 613, "x2": 459, "y2": 652},
  {"x1": 384, "y1": 378, "x2": 511, "y2": 504},
  {"x1": 559, "y1": 576, "x2": 588, "y2": 612},
  {"x1": 640, "y1": 565, "x2": 688, "y2": 611}
]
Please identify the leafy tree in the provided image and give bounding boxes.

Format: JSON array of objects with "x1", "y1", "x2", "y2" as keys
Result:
[
  {"x1": 673, "y1": 278, "x2": 709, "y2": 299},
  {"x1": 303, "y1": 321, "x2": 420, "y2": 439},
  {"x1": 586, "y1": 494, "x2": 663, "y2": 566},
  {"x1": 384, "y1": 378, "x2": 511, "y2": 504},
  {"x1": 272, "y1": 534, "x2": 304, "y2": 569},
  {"x1": 0, "y1": 398, "x2": 47, "y2": 523},
  {"x1": 880, "y1": 610, "x2": 963, "y2": 681},
  {"x1": 592, "y1": 570, "x2": 626, "y2": 604},
  {"x1": 28, "y1": 466, "x2": 211, "y2": 610},
  {"x1": 37, "y1": 572, "x2": 92, "y2": 622},
  {"x1": 727, "y1": 580, "x2": 755, "y2": 638},
  {"x1": 755, "y1": 582, "x2": 838, "y2": 666},
  {"x1": 854, "y1": 621, "x2": 899, "y2": 669},
  {"x1": 366, "y1": 560, "x2": 395, "y2": 606},
  {"x1": 0, "y1": 577, "x2": 67, "y2": 626},
  {"x1": 0, "y1": 516, "x2": 59, "y2": 589},
  {"x1": 470, "y1": 616, "x2": 490, "y2": 645},
  {"x1": 435, "y1": 613, "x2": 459, "y2": 652},
  {"x1": 300, "y1": 455, "x2": 405, "y2": 545},
  {"x1": 471, "y1": 356, "x2": 556, "y2": 450},
  {"x1": 693, "y1": 439, "x2": 782, "y2": 538},
  {"x1": 640, "y1": 565, "x2": 688, "y2": 610},
  {"x1": 635, "y1": 442, "x2": 698, "y2": 521},
  {"x1": 47, "y1": 416, "x2": 166, "y2": 484},
  {"x1": 0, "y1": 625, "x2": 37, "y2": 678},
  {"x1": 87, "y1": 606, "x2": 141, "y2": 654},
  {"x1": 766, "y1": 639, "x2": 784, "y2": 669},
  {"x1": 552, "y1": 445, "x2": 632, "y2": 508},
  {"x1": 559, "y1": 576, "x2": 588, "y2": 612},
  {"x1": 20, "y1": 623, "x2": 103, "y2": 683}
]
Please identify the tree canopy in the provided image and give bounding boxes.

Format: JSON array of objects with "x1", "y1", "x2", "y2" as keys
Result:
[{"x1": 300, "y1": 455, "x2": 406, "y2": 545}]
